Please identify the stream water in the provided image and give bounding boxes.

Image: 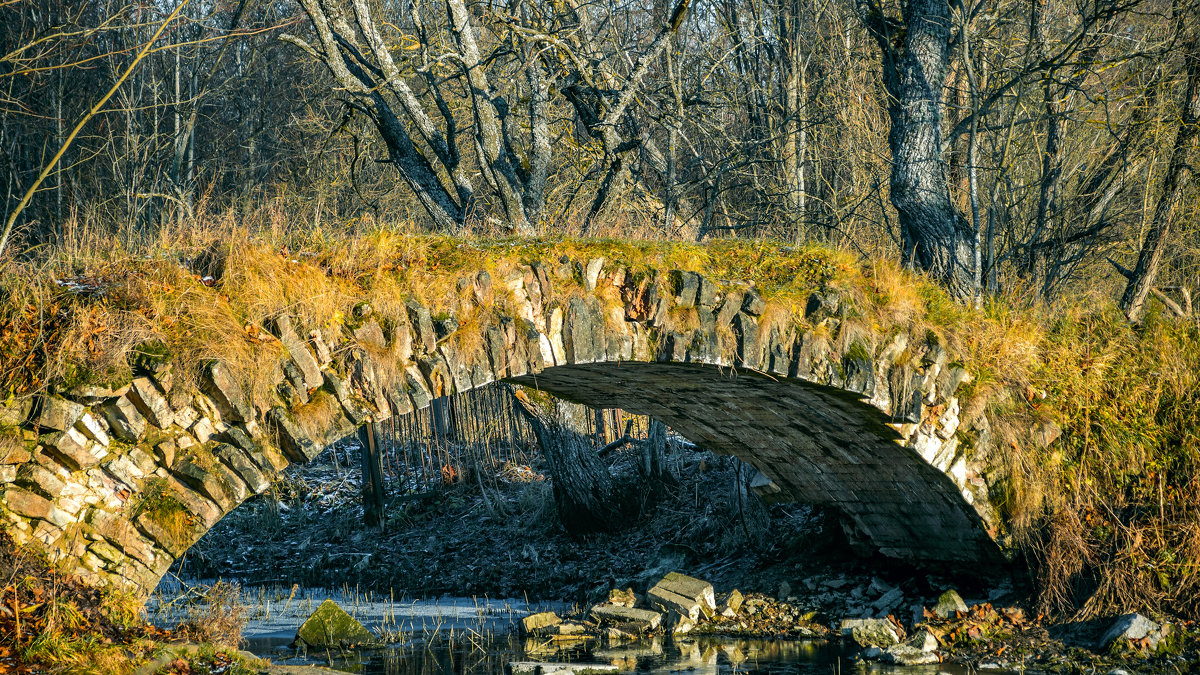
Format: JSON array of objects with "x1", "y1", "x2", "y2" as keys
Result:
[{"x1": 150, "y1": 582, "x2": 978, "y2": 674}]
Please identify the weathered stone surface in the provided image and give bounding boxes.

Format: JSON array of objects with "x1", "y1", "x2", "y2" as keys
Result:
[
  {"x1": 200, "y1": 361, "x2": 253, "y2": 423},
  {"x1": 75, "y1": 412, "x2": 109, "y2": 447},
  {"x1": 608, "y1": 588, "x2": 637, "y2": 608},
  {"x1": 275, "y1": 315, "x2": 323, "y2": 391},
  {"x1": 718, "y1": 590, "x2": 744, "y2": 617},
  {"x1": 841, "y1": 619, "x2": 900, "y2": 648},
  {"x1": 406, "y1": 301, "x2": 437, "y2": 354},
  {"x1": 1101, "y1": 613, "x2": 1163, "y2": 650},
  {"x1": 881, "y1": 644, "x2": 938, "y2": 665},
  {"x1": 3, "y1": 486, "x2": 55, "y2": 520},
  {"x1": 128, "y1": 377, "x2": 175, "y2": 429},
  {"x1": 100, "y1": 396, "x2": 146, "y2": 442},
  {"x1": 16, "y1": 462, "x2": 65, "y2": 497},
  {"x1": 353, "y1": 318, "x2": 387, "y2": 349},
  {"x1": 589, "y1": 605, "x2": 662, "y2": 633},
  {"x1": 295, "y1": 599, "x2": 375, "y2": 648},
  {"x1": 520, "y1": 612, "x2": 562, "y2": 636},
  {"x1": 35, "y1": 396, "x2": 85, "y2": 431},
  {"x1": 44, "y1": 426, "x2": 106, "y2": 470},
  {"x1": 933, "y1": 589, "x2": 968, "y2": 618},
  {"x1": 214, "y1": 443, "x2": 269, "y2": 494},
  {"x1": 648, "y1": 587, "x2": 702, "y2": 622},
  {"x1": 268, "y1": 407, "x2": 321, "y2": 463},
  {"x1": 170, "y1": 461, "x2": 234, "y2": 511}
]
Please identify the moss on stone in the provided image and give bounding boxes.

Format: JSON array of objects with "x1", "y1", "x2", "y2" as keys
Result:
[{"x1": 295, "y1": 599, "x2": 375, "y2": 648}]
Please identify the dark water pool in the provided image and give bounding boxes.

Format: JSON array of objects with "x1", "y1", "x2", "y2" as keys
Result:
[{"x1": 246, "y1": 633, "x2": 968, "y2": 674}]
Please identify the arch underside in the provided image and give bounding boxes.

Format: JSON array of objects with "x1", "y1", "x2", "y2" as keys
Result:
[{"x1": 509, "y1": 362, "x2": 1002, "y2": 566}]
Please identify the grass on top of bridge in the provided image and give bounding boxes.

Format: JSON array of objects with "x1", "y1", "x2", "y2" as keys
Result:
[{"x1": 1, "y1": 221, "x2": 1199, "y2": 620}]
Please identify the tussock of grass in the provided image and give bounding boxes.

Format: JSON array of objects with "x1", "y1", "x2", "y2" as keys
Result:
[
  {"x1": 1, "y1": 212, "x2": 1198, "y2": 620},
  {"x1": 0, "y1": 529, "x2": 159, "y2": 673}
]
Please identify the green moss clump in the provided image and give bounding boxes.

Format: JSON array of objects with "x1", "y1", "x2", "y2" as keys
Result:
[{"x1": 127, "y1": 340, "x2": 172, "y2": 374}]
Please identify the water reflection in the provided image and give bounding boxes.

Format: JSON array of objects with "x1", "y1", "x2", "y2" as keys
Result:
[{"x1": 248, "y1": 633, "x2": 879, "y2": 674}]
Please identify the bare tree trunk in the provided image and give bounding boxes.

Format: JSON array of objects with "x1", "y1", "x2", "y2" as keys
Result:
[
  {"x1": 861, "y1": 0, "x2": 976, "y2": 299},
  {"x1": 511, "y1": 390, "x2": 621, "y2": 534},
  {"x1": 1120, "y1": 18, "x2": 1200, "y2": 322}
]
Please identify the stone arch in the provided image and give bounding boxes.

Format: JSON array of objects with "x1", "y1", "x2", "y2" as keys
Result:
[{"x1": 0, "y1": 260, "x2": 1003, "y2": 593}]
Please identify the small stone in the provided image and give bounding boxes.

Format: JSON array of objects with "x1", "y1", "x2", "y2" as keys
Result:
[
  {"x1": 295, "y1": 599, "x2": 375, "y2": 648},
  {"x1": 778, "y1": 581, "x2": 792, "y2": 600},
  {"x1": 860, "y1": 647, "x2": 883, "y2": 660},
  {"x1": 100, "y1": 397, "x2": 146, "y2": 442},
  {"x1": 1101, "y1": 613, "x2": 1161, "y2": 650},
  {"x1": 933, "y1": 590, "x2": 968, "y2": 618},
  {"x1": 128, "y1": 377, "x2": 175, "y2": 429},
  {"x1": 585, "y1": 258, "x2": 605, "y2": 291},
  {"x1": 608, "y1": 588, "x2": 637, "y2": 608},
  {"x1": 882, "y1": 644, "x2": 939, "y2": 665},
  {"x1": 718, "y1": 589, "x2": 744, "y2": 617},
  {"x1": 521, "y1": 611, "x2": 562, "y2": 636},
  {"x1": 841, "y1": 618, "x2": 900, "y2": 648},
  {"x1": 74, "y1": 413, "x2": 109, "y2": 447},
  {"x1": 906, "y1": 629, "x2": 939, "y2": 653},
  {"x1": 872, "y1": 587, "x2": 904, "y2": 612}
]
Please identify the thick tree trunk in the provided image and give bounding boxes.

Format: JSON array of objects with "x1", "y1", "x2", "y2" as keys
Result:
[
  {"x1": 1120, "y1": 24, "x2": 1200, "y2": 322},
  {"x1": 639, "y1": 419, "x2": 673, "y2": 486},
  {"x1": 863, "y1": 0, "x2": 976, "y2": 299},
  {"x1": 511, "y1": 390, "x2": 620, "y2": 534}
]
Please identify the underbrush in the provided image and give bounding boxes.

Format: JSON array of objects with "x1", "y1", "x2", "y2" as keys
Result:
[
  {"x1": 2, "y1": 206, "x2": 1199, "y2": 620},
  {"x1": 0, "y1": 529, "x2": 158, "y2": 673}
]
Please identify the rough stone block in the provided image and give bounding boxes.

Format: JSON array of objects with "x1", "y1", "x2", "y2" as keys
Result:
[
  {"x1": 200, "y1": 362, "x2": 252, "y2": 423},
  {"x1": 352, "y1": 318, "x2": 387, "y2": 349},
  {"x1": 170, "y1": 461, "x2": 234, "y2": 511},
  {"x1": 274, "y1": 315, "x2": 324, "y2": 391},
  {"x1": 741, "y1": 290, "x2": 766, "y2": 315},
  {"x1": 128, "y1": 378, "x2": 175, "y2": 429},
  {"x1": 589, "y1": 605, "x2": 662, "y2": 633},
  {"x1": 647, "y1": 587, "x2": 701, "y2": 622},
  {"x1": 100, "y1": 396, "x2": 146, "y2": 442},
  {"x1": 35, "y1": 395, "x2": 85, "y2": 431},
  {"x1": 268, "y1": 407, "x2": 320, "y2": 463},
  {"x1": 520, "y1": 611, "x2": 562, "y2": 636},
  {"x1": 3, "y1": 486, "x2": 54, "y2": 520},
  {"x1": 214, "y1": 443, "x2": 269, "y2": 495},
  {"x1": 295, "y1": 599, "x2": 375, "y2": 648},
  {"x1": 75, "y1": 412, "x2": 109, "y2": 447},
  {"x1": 732, "y1": 313, "x2": 761, "y2": 369},
  {"x1": 841, "y1": 618, "x2": 899, "y2": 648},
  {"x1": 16, "y1": 463, "x2": 65, "y2": 498},
  {"x1": 650, "y1": 573, "x2": 716, "y2": 615},
  {"x1": 406, "y1": 300, "x2": 437, "y2": 354},
  {"x1": 44, "y1": 426, "x2": 107, "y2": 470}
]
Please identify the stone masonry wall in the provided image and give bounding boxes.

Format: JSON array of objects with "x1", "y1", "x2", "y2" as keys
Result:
[{"x1": 0, "y1": 256, "x2": 1003, "y2": 593}]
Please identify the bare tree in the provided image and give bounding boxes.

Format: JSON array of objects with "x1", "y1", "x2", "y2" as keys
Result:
[{"x1": 1118, "y1": 3, "x2": 1200, "y2": 321}]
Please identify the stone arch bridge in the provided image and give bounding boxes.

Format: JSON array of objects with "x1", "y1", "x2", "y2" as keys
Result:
[{"x1": 0, "y1": 250, "x2": 1004, "y2": 592}]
